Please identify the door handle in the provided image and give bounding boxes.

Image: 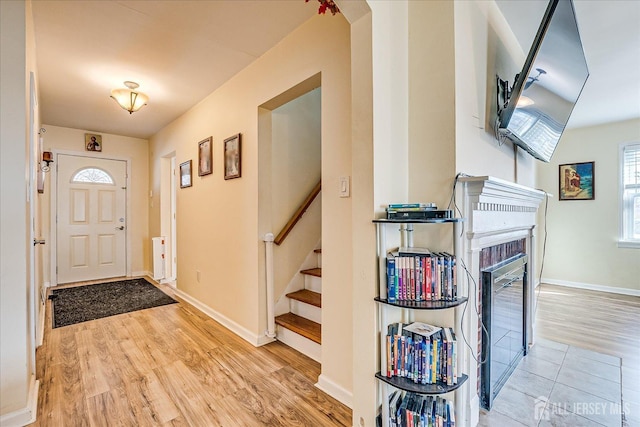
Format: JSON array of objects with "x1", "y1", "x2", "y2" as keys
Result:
[
  {"x1": 115, "y1": 226, "x2": 125, "y2": 231},
  {"x1": 33, "y1": 239, "x2": 46, "y2": 246}
]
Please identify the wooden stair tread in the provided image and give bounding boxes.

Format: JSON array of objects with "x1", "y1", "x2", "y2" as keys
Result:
[
  {"x1": 275, "y1": 313, "x2": 321, "y2": 344},
  {"x1": 314, "y1": 248, "x2": 322, "y2": 253},
  {"x1": 286, "y1": 290, "x2": 321, "y2": 308},
  {"x1": 300, "y1": 268, "x2": 321, "y2": 277}
]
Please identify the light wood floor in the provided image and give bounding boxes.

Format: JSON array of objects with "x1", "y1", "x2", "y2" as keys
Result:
[
  {"x1": 535, "y1": 283, "x2": 640, "y2": 426},
  {"x1": 30, "y1": 278, "x2": 351, "y2": 427},
  {"x1": 30, "y1": 280, "x2": 639, "y2": 426},
  {"x1": 534, "y1": 283, "x2": 640, "y2": 372}
]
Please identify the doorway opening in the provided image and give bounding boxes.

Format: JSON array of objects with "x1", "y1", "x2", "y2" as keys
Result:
[
  {"x1": 160, "y1": 153, "x2": 177, "y2": 286},
  {"x1": 258, "y1": 73, "x2": 323, "y2": 362}
]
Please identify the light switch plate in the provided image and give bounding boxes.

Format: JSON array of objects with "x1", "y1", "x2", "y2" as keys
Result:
[{"x1": 339, "y1": 176, "x2": 350, "y2": 198}]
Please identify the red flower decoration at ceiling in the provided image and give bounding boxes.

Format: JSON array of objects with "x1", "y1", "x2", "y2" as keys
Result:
[{"x1": 306, "y1": 0, "x2": 340, "y2": 15}]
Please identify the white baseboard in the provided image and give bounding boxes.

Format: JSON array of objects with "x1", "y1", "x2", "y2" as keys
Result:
[
  {"x1": 160, "y1": 278, "x2": 176, "y2": 288},
  {"x1": 541, "y1": 278, "x2": 640, "y2": 297},
  {"x1": 131, "y1": 270, "x2": 152, "y2": 278},
  {"x1": 0, "y1": 376, "x2": 39, "y2": 426},
  {"x1": 470, "y1": 395, "x2": 480, "y2": 427},
  {"x1": 315, "y1": 374, "x2": 353, "y2": 409},
  {"x1": 172, "y1": 288, "x2": 274, "y2": 347},
  {"x1": 44, "y1": 281, "x2": 51, "y2": 288},
  {"x1": 37, "y1": 301, "x2": 46, "y2": 348}
]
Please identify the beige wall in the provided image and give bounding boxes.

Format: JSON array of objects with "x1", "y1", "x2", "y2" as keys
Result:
[
  {"x1": 270, "y1": 88, "x2": 322, "y2": 298},
  {"x1": 350, "y1": 1, "x2": 539, "y2": 424},
  {"x1": 1, "y1": 0, "x2": 39, "y2": 421},
  {"x1": 454, "y1": 0, "x2": 536, "y2": 188},
  {"x1": 407, "y1": 0, "x2": 457, "y2": 248},
  {"x1": 148, "y1": 14, "x2": 352, "y2": 398},
  {"x1": 41, "y1": 125, "x2": 150, "y2": 281},
  {"x1": 537, "y1": 119, "x2": 640, "y2": 292},
  {"x1": 349, "y1": 7, "x2": 376, "y2": 426},
  {"x1": 271, "y1": 88, "x2": 321, "y2": 231}
]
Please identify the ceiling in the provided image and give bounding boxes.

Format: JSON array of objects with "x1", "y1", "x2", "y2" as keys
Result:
[
  {"x1": 496, "y1": 0, "x2": 640, "y2": 129},
  {"x1": 32, "y1": 1, "x2": 640, "y2": 140},
  {"x1": 32, "y1": 1, "x2": 316, "y2": 139}
]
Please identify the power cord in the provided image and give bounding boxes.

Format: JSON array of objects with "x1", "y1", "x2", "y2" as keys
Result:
[
  {"x1": 534, "y1": 189, "x2": 549, "y2": 316},
  {"x1": 447, "y1": 174, "x2": 549, "y2": 365},
  {"x1": 494, "y1": 115, "x2": 509, "y2": 147},
  {"x1": 459, "y1": 256, "x2": 489, "y2": 365},
  {"x1": 448, "y1": 172, "x2": 470, "y2": 222},
  {"x1": 448, "y1": 172, "x2": 488, "y2": 364}
]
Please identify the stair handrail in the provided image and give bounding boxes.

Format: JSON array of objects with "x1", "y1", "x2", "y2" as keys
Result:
[{"x1": 274, "y1": 180, "x2": 321, "y2": 246}]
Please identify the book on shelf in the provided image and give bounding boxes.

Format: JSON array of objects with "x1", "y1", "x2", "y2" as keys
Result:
[
  {"x1": 386, "y1": 254, "x2": 398, "y2": 302},
  {"x1": 387, "y1": 203, "x2": 437, "y2": 210},
  {"x1": 403, "y1": 322, "x2": 441, "y2": 338},
  {"x1": 385, "y1": 250, "x2": 458, "y2": 303},
  {"x1": 384, "y1": 322, "x2": 458, "y2": 386},
  {"x1": 384, "y1": 391, "x2": 455, "y2": 427},
  {"x1": 398, "y1": 247, "x2": 432, "y2": 255}
]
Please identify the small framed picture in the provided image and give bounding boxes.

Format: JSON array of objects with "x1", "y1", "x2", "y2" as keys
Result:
[
  {"x1": 85, "y1": 133, "x2": 102, "y2": 152},
  {"x1": 179, "y1": 160, "x2": 192, "y2": 188},
  {"x1": 559, "y1": 161, "x2": 594, "y2": 200},
  {"x1": 198, "y1": 137, "x2": 213, "y2": 176},
  {"x1": 224, "y1": 133, "x2": 241, "y2": 180}
]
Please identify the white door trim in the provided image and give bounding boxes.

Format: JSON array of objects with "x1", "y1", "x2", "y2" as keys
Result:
[
  {"x1": 159, "y1": 151, "x2": 177, "y2": 286},
  {"x1": 28, "y1": 72, "x2": 38, "y2": 361},
  {"x1": 50, "y1": 149, "x2": 132, "y2": 286}
]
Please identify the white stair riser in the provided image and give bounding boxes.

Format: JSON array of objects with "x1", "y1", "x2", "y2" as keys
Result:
[
  {"x1": 305, "y1": 275, "x2": 322, "y2": 293},
  {"x1": 276, "y1": 325, "x2": 321, "y2": 362},
  {"x1": 290, "y1": 300, "x2": 322, "y2": 324},
  {"x1": 316, "y1": 253, "x2": 322, "y2": 267}
]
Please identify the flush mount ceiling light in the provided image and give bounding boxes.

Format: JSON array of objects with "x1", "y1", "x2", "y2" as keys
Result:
[
  {"x1": 517, "y1": 95, "x2": 535, "y2": 108},
  {"x1": 110, "y1": 81, "x2": 149, "y2": 114}
]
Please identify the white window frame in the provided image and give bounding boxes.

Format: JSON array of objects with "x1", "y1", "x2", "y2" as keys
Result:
[
  {"x1": 619, "y1": 141, "x2": 640, "y2": 248},
  {"x1": 71, "y1": 167, "x2": 115, "y2": 185}
]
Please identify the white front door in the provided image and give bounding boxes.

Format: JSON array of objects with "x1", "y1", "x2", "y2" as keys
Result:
[{"x1": 57, "y1": 154, "x2": 127, "y2": 284}]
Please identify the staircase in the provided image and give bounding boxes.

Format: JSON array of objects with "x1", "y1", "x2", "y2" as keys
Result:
[{"x1": 275, "y1": 249, "x2": 322, "y2": 361}]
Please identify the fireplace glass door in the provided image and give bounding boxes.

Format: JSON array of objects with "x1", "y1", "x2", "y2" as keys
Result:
[{"x1": 481, "y1": 254, "x2": 528, "y2": 410}]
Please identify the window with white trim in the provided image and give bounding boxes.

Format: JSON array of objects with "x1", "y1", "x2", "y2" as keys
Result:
[
  {"x1": 621, "y1": 142, "x2": 640, "y2": 244},
  {"x1": 71, "y1": 168, "x2": 114, "y2": 185}
]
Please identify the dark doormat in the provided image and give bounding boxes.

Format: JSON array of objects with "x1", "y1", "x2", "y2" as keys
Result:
[{"x1": 51, "y1": 278, "x2": 177, "y2": 328}]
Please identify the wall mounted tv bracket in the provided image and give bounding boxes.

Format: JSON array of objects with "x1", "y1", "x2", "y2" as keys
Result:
[
  {"x1": 496, "y1": 74, "x2": 517, "y2": 119},
  {"x1": 497, "y1": 69, "x2": 547, "y2": 119}
]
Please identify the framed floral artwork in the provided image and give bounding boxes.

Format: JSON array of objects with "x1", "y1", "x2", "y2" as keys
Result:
[
  {"x1": 180, "y1": 160, "x2": 192, "y2": 188},
  {"x1": 224, "y1": 134, "x2": 241, "y2": 180},
  {"x1": 198, "y1": 137, "x2": 212, "y2": 176}
]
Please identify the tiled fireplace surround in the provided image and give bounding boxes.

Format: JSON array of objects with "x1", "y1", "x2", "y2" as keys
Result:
[{"x1": 457, "y1": 176, "x2": 546, "y2": 426}]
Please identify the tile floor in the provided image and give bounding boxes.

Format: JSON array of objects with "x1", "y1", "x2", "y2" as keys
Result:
[{"x1": 479, "y1": 338, "x2": 635, "y2": 427}]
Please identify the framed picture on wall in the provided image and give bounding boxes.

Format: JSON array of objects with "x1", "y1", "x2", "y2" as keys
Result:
[
  {"x1": 198, "y1": 137, "x2": 213, "y2": 176},
  {"x1": 224, "y1": 133, "x2": 241, "y2": 180},
  {"x1": 559, "y1": 161, "x2": 594, "y2": 200},
  {"x1": 85, "y1": 133, "x2": 102, "y2": 152},
  {"x1": 179, "y1": 160, "x2": 192, "y2": 188}
]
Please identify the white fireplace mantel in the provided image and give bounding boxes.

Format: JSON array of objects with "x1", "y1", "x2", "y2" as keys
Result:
[
  {"x1": 456, "y1": 176, "x2": 546, "y2": 427},
  {"x1": 460, "y1": 175, "x2": 546, "y2": 209},
  {"x1": 459, "y1": 176, "x2": 547, "y2": 247}
]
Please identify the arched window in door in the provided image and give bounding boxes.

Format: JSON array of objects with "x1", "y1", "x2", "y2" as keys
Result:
[{"x1": 71, "y1": 167, "x2": 114, "y2": 185}]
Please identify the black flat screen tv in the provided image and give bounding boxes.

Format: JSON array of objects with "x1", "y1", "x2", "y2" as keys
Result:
[{"x1": 498, "y1": 0, "x2": 589, "y2": 162}]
